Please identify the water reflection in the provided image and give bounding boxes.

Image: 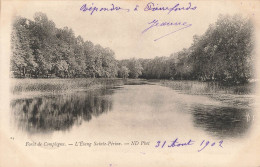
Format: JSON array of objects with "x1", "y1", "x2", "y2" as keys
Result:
[
  {"x1": 191, "y1": 105, "x2": 253, "y2": 138},
  {"x1": 10, "y1": 82, "x2": 254, "y2": 140},
  {"x1": 10, "y1": 89, "x2": 114, "y2": 134}
]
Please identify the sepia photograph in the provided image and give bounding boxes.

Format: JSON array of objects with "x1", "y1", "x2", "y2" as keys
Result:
[{"x1": 0, "y1": 0, "x2": 260, "y2": 166}]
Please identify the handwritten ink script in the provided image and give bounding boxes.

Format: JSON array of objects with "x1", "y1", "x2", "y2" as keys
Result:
[
  {"x1": 142, "y1": 19, "x2": 192, "y2": 41},
  {"x1": 79, "y1": 2, "x2": 197, "y2": 41},
  {"x1": 80, "y1": 2, "x2": 197, "y2": 15},
  {"x1": 155, "y1": 138, "x2": 224, "y2": 152},
  {"x1": 144, "y1": 2, "x2": 197, "y2": 14},
  {"x1": 80, "y1": 3, "x2": 130, "y2": 15}
]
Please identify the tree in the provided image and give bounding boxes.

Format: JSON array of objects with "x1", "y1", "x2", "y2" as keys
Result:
[
  {"x1": 118, "y1": 66, "x2": 129, "y2": 79},
  {"x1": 11, "y1": 13, "x2": 254, "y2": 84},
  {"x1": 188, "y1": 14, "x2": 254, "y2": 84},
  {"x1": 127, "y1": 58, "x2": 143, "y2": 78},
  {"x1": 11, "y1": 13, "x2": 118, "y2": 79},
  {"x1": 11, "y1": 17, "x2": 37, "y2": 77}
]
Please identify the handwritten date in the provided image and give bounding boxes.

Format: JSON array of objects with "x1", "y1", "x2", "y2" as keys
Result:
[{"x1": 155, "y1": 138, "x2": 223, "y2": 152}]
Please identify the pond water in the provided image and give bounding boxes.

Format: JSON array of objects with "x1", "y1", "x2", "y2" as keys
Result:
[
  {"x1": 9, "y1": 81, "x2": 257, "y2": 166},
  {"x1": 10, "y1": 81, "x2": 254, "y2": 138}
]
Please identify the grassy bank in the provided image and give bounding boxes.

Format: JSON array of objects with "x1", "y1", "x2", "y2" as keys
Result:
[
  {"x1": 159, "y1": 80, "x2": 255, "y2": 95},
  {"x1": 11, "y1": 78, "x2": 124, "y2": 94},
  {"x1": 159, "y1": 80, "x2": 255, "y2": 107}
]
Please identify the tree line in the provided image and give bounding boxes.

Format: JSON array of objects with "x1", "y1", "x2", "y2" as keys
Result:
[
  {"x1": 11, "y1": 12, "x2": 119, "y2": 78},
  {"x1": 11, "y1": 13, "x2": 254, "y2": 85},
  {"x1": 138, "y1": 14, "x2": 254, "y2": 85}
]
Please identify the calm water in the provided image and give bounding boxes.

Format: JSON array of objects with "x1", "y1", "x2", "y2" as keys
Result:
[{"x1": 10, "y1": 81, "x2": 255, "y2": 140}]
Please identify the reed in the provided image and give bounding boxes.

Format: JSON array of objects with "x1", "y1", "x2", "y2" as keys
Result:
[{"x1": 11, "y1": 78, "x2": 124, "y2": 94}]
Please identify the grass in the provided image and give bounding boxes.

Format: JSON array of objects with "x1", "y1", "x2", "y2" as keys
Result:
[
  {"x1": 10, "y1": 78, "x2": 255, "y2": 108},
  {"x1": 159, "y1": 80, "x2": 255, "y2": 107},
  {"x1": 11, "y1": 78, "x2": 124, "y2": 94},
  {"x1": 11, "y1": 78, "x2": 255, "y2": 96},
  {"x1": 159, "y1": 80, "x2": 255, "y2": 95}
]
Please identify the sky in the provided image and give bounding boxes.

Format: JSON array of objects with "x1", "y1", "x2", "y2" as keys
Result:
[{"x1": 2, "y1": 0, "x2": 258, "y2": 60}]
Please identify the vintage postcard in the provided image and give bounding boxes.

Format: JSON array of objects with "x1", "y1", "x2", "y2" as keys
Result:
[{"x1": 0, "y1": 0, "x2": 260, "y2": 166}]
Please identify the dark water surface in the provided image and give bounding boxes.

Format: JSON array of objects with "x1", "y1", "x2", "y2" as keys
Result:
[{"x1": 10, "y1": 81, "x2": 255, "y2": 140}]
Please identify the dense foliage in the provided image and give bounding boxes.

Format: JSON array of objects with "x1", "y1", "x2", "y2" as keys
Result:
[
  {"x1": 11, "y1": 12, "x2": 118, "y2": 78},
  {"x1": 194, "y1": 15, "x2": 254, "y2": 84},
  {"x1": 140, "y1": 15, "x2": 254, "y2": 85},
  {"x1": 11, "y1": 13, "x2": 254, "y2": 85}
]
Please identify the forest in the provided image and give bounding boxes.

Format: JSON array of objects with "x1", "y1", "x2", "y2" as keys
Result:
[{"x1": 11, "y1": 12, "x2": 254, "y2": 85}]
